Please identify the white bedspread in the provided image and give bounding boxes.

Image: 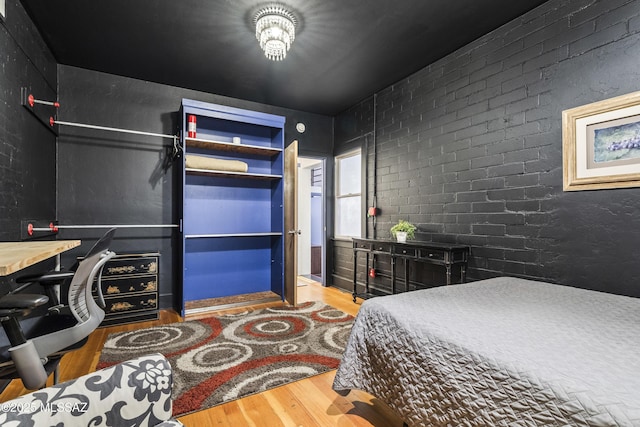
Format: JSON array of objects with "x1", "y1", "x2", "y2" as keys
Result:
[{"x1": 332, "y1": 277, "x2": 640, "y2": 426}]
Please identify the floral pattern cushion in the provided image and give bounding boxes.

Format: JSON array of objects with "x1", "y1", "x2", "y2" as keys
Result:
[{"x1": 0, "y1": 353, "x2": 183, "y2": 426}]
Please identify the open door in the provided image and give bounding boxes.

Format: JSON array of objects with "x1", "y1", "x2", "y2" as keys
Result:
[{"x1": 284, "y1": 140, "x2": 299, "y2": 306}]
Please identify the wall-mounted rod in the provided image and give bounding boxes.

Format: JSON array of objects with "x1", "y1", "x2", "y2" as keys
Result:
[
  {"x1": 21, "y1": 88, "x2": 59, "y2": 136},
  {"x1": 28, "y1": 94, "x2": 60, "y2": 108},
  {"x1": 54, "y1": 224, "x2": 179, "y2": 229},
  {"x1": 28, "y1": 223, "x2": 179, "y2": 235},
  {"x1": 50, "y1": 118, "x2": 177, "y2": 142}
]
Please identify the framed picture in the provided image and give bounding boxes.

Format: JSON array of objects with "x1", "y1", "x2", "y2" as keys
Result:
[{"x1": 563, "y1": 90, "x2": 640, "y2": 191}]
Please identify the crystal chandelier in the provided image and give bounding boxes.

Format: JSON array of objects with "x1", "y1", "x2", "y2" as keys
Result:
[{"x1": 254, "y1": 5, "x2": 297, "y2": 61}]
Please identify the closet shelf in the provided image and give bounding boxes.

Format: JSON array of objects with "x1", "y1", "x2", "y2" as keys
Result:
[
  {"x1": 185, "y1": 232, "x2": 283, "y2": 239},
  {"x1": 185, "y1": 168, "x2": 282, "y2": 180},
  {"x1": 185, "y1": 137, "x2": 282, "y2": 157}
]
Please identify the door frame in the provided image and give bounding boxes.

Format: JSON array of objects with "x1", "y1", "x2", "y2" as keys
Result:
[{"x1": 297, "y1": 155, "x2": 327, "y2": 286}]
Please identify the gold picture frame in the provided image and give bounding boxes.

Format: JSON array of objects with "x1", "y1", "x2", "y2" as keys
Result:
[{"x1": 563, "y1": 90, "x2": 640, "y2": 191}]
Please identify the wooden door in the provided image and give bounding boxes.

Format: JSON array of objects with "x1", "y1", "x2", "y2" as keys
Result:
[{"x1": 284, "y1": 140, "x2": 298, "y2": 306}]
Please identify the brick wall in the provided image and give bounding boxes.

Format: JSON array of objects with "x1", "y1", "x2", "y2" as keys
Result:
[
  {"x1": 0, "y1": 0, "x2": 57, "y2": 293},
  {"x1": 333, "y1": 0, "x2": 640, "y2": 297}
]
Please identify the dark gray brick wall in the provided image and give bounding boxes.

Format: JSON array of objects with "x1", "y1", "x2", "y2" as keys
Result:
[
  {"x1": 0, "y1": 0, "x2": 57, "y2": 293},
  {"x1": 332, "y1": 0, "x2": 640, "y2": 297}
]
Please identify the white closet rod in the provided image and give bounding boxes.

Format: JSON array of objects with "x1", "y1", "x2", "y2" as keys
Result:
[
  {"x1": 29, "y1": 224, "x2": 178, "y2": 233},
  {"x1": 55, "y1": 224, "x2": 179, "y2": 229},
  {"x1": 51, "y1": 119, "x2": 178, "y2": 142}
]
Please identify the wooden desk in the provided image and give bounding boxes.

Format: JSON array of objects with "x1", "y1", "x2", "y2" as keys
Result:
[
  {"x1": 0, "y1": 240, "x2": 81, "y2": 276},
  {"x1": 352, "y1": 238, "x2": 469, "y2": 302}
]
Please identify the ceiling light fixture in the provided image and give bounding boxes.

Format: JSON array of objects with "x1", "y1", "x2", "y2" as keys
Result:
[{"x1": 254, "y1": 4, "x2": 297, "y2": 61}]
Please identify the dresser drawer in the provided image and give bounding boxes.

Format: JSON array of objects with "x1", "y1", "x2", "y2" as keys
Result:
[
  {"x1": 354, "y1": 240, "x2": 372, "y2": 250},
  {"x1": 104, "y1": 294, "x2": 158, "y2": 315},
  {"x1": 420, "y1": 249, "x2": 445, "y2": 261},
  {"x1": 102, "y1": 274, "x2": 157, "y2": 296},
  {"x1": 395, "y1": 246, "x2": 417, "y2": 257},
  {"x1": 371, "y1": 242, "x2": 392, "y2": 253},
  {"x1": 102, "y1": 256, "x2": 158, "y2": 277}
]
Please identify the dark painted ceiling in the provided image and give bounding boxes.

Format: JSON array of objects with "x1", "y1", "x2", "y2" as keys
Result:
[{"x1": 20, "y1": 0, "x2": 549, "y2": 116}]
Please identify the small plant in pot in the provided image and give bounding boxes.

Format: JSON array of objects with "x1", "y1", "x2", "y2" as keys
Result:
[{"x1": 390, "y1": 220, "x2": 417, "y2": 243}]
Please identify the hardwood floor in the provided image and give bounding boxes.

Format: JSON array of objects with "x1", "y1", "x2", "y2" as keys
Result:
[{"x1": 0, "y1": 282, "x2": 404, "y2": 427}]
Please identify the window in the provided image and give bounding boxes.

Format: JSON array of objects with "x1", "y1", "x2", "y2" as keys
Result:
[{"x1": 335, "y1": 149, "x2": 362, "y2": 238}]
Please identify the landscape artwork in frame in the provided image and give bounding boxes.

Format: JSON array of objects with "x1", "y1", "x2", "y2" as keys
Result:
[{"x1": 563, "y1": 90, "x2": 640, "y2": 191}]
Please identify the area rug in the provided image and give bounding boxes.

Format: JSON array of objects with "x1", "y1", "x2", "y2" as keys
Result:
[{"x1": 97, "y1": 301, "x2": 354, "y2": 417}]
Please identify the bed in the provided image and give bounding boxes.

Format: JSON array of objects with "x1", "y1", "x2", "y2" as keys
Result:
[{"x1": 332, "y1": 277, "x2": 640, "y2": 426}]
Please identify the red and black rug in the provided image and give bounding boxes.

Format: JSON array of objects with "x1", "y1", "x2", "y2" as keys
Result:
[{"x1": 97, "y1": 301, "x2": 354, "y2": 416}]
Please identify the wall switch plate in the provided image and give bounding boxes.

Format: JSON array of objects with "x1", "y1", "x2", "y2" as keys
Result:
[{"x1": 0, "y1": 0, "x2": 5, "y2": 20}]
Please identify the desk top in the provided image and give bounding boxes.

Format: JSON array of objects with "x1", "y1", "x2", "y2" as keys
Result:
[
  {"x1": 0, "y1": 240, "x2": 81, "y2": 276},
  {"x1": 352, "y1": 238, "x2": 469, "y2": 250}
]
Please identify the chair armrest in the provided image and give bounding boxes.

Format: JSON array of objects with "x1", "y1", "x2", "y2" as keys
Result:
[
  {"x1": 0, "y1": 294, "x2": 49, "y2": 309},
  {"x1": 13, "y1": 270, "x2": 73, "y2": 308},
  {"x1": 0, "y1": 294, "x2": 49, "y2": 317},
  {"x1": 15, "y1": 270, "x2": 74, "y2": 285},
  {"x1": 0, "y1": 294, "x2": 49, "y2": 347}
]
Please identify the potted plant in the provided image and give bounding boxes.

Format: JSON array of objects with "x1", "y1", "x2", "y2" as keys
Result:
[{"x1": 390, "y1": 220, "x2": 416, "y2": 243}]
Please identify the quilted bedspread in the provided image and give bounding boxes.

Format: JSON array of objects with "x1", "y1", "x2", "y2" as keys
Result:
[{"x1": 332, "y1": 277, "x2": 640, "y2": 426}]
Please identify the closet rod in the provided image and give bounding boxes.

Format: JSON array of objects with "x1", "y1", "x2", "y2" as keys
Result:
[
  {"x1": 55, "y1": 224, "x2": 179, "y2": 229},
  {"x1": 29, "y1": 223, "x2": 178, "y2": 234},
  {"x1": 50, "y1": 118, "x2": 178, "y2": 142}
]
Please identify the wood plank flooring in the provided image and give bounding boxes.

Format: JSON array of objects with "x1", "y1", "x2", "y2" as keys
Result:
[{"x1": 0, "y1": 281, "x2": 404, "y2": 427}]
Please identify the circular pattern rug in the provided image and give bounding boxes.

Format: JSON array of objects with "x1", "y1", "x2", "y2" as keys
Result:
[{"x1": 98, "y1": 301, "x2": 354, "y2": 416}]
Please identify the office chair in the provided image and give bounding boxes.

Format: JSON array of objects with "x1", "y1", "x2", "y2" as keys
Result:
[{"x1": 0, "y1": 228, "x2": 116, "y2": 390}]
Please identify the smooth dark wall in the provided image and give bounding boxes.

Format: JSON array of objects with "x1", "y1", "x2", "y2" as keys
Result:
[
  {"x1": 333, "y1": 0, "x2": 640, "y2": 297},
  {"x1": 56, "y1": 65, "x2": 333, "y2": 310},
  {"x1": 0, "y1": 0, "x2": 57, "y2": 293}
]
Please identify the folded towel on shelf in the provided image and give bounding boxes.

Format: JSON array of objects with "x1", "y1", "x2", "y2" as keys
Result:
[{"x1": 185, "y1": 154, "x2": 248, "y2": 173}]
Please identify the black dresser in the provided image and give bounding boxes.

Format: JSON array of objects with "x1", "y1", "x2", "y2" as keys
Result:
[{"x1": 96, "y1": 253, "x2": 160, "y2": 326}]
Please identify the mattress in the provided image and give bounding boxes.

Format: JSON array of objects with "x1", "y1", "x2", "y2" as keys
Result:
[{"x1": 332, "y1": 277, "x2": 640, "y2": 426}]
